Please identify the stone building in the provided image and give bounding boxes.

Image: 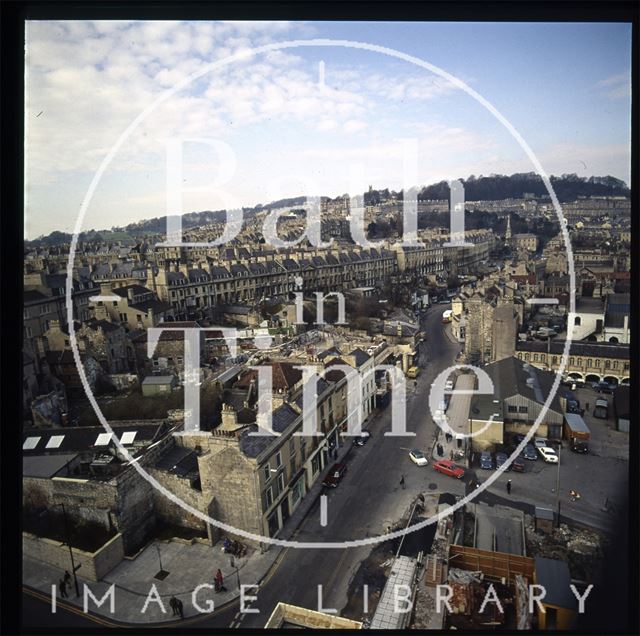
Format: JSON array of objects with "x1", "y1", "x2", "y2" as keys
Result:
[
  {"x1": 462, "y1": 290, "x2": 518, "y2": 365},
  {"x1": 76, "y1": 318, "x2": 131, "y2": 374},
  {"x1": 90, "y1": 283, "x2": 174, "y2": 332},
  {"x1": 174, "y1": 371, "x2": 347, "y2": 546},
  {"x1": 478, "y1": 356, "x2": 565, "y2": 441},
  {"x1": 147, "y1": 262, "x2": 215, "y2": 321},
  {"x1": 509, "y1": 233, "x2": 538, "y2": 253},
  {"x1": 22, "y1": 421, "x2": 179, "y2": 554},
  {"x1": 516, "y1": 340, "x2": 630, "y2": 385},
  {"x1": 132, "y1": 320, "x2": 203, "y2": 378}
]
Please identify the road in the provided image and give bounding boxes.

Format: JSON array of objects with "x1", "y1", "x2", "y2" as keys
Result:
[
  {"x1": 22, "y1": 304, "x2": 627, "y2": 628},
  {"x1": 207, "y1": 305, "x2": 464, "y2": 628}
]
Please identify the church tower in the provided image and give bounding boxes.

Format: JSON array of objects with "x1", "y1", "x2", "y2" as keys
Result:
[{"x1": 505, "y1": 214, "x2": 512, "y2": 241}]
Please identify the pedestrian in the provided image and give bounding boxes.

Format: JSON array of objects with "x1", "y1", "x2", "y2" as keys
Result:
[
  {"x1": 506, "y1": 479, "x2": 512, "y2": 495},
  {"x1": 450, "y1": 450, "x2": 454, "y2": 460},
  {"x1": 585, "y1": 402, "x2": 589, "y2": 412},
  {"x1": 215, "y1": 568, "x2": 224, "y2": 589},
  {"x1": 169, "y1": 596, "x2": 179, "y2": 616},
  {"x1": 176, "y1": 598, "x2": 184, "y2": 619},
  {"x1": 446, "y1": 432, "x2": 452, "y2": 444},
  {"x1": 59, "y1": 578, "x2": 68, "y2": 599},
  {"x1": 400, "y1": 475, "x2": 405, "y2": 490}
]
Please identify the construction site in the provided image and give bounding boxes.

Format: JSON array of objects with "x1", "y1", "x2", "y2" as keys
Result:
[{"x1": 335, "y1": 492, "x2": 604, "y2": 631}]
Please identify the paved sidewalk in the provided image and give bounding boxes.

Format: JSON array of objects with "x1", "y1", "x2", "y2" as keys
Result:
[
  {"x1": 22, "y1": 414, "x2": 366, "y2": 625},
  {"x1": 23, "y1": 536, "x2": 280, "y2": 624}
]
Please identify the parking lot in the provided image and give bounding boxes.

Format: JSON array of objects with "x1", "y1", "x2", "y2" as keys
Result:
[{"x1": 473, "y1": 383, "x2": 628, "y2": 531}]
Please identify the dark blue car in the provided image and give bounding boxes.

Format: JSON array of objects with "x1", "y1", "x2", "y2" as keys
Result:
[
  {"x1": 521, "y1": 444, "x2": 538, "y2": 460},
  {"x1": 495, "y1": 452, "x2": 509, "y2": 470},
  {"x1": 480, "y1": 451, "x2": 494, "y2": 469}
]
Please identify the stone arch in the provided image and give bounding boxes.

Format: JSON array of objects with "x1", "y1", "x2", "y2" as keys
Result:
[
  {"x1": 574, "y1": 316, "x2": 582, "y2": 326},
  {"x1": 603, "y1": 376, "x2": 619, "y2": 386},
  {"x1": 585, "y1": 373, "x2": 601, "y2": 383},
  {"x1": 568, "y1": 372, "x2": 583, "y2": 380},
  {"x1": 609, "y1": 336, "x2": 619, "y2": 343}
]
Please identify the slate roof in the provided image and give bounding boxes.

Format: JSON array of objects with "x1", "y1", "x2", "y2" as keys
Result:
[
  {"x1": 350, "y1": 348, "x2": 371, "y2": 367},
  {"x1": 23, "y1": 453, "x2": 79, "y2": 478},
  {"x1": 317, "y1": 346, "x2": 342, "y2": 360},
  {"x1": 155, "y1": 445, "x2": 199, "y2": 477},
  {"x1": 24, "y1": 290, "x2": 51, "y2": 303},
  {"x1": 188, "y1": 268, "x2": 210, "y2": 282},
  {"x1": 129, "y1": 298, "x2": 173, "y2": 314},
  {"x1": 209, "y1": 266, "x2": 232, "y2": 279},
  {"x1": 238, "y1": 403, "x2": 301, "y2": 458},
  {"x1": 482, "y1": 357, "x2": 563, "y2": 414},
  {"x1": 534, "y1": 557, "x2": 578, "y2": 610},
  {"x1": 166, "y1": 271, "x2": 188, "y2": 284},
  {"x1": 84, "y1": 318, "x2": 122, "y2": 333},
  {"x1": 113, "y1": 284, "x2": 152, "y2": 297},
  {"x1": 516, "y1": 340, "x2": 629, "y2": 360}
]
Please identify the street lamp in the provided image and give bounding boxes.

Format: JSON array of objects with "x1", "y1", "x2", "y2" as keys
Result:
[
  {"x1": 56, "y1": 503, "x2": 80, "y2": 597},
  {"x1": 229, "y1": 555, "x2": 242, "y2": 590}
]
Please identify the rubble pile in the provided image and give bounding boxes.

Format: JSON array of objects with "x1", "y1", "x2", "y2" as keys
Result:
[{"x1": 524, "y1": 517, "x2": 608, "y2": 580}]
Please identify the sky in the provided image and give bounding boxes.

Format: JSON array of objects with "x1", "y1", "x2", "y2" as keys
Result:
[{"x1": 25, "y1": 21, "x2": 632, "y2": 239}]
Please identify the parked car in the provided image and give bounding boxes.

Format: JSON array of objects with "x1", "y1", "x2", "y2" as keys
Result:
[
  {"x1": 511, "y1": 458, "x2": 526, "y2": 472},
  {"x1": 444, "y1": 380, "x2": 455, "y2": 391},
  {"x1": 323, "y1": 463, "x2": 348, "y2": 488},
  {"x1": 538, "y1": 447, "x2": 559, "y2": 463},
  {"x1": 534, "y1": 437, "x2": 548, "y2": 449},
  {"x1": 593, "y1": 398, "x2": 609, "y2": 419},
  {"x1": 570, "y1": 439, "x2": 589, "y2": 454},
  {"x1": 514, "y1": 433, "x2": 526, "y2": 444},
  {"x1": 521, "y1": 444, "x2": 538, "y2": 460},
  {"x1": 592, "y1": 381, "x2": 616, "y2": 394},
  {"x1": 353, "y1": 432, "x2": 371, "y2": 446},
  {"x1": 409, "y1": 449, "x2": 428, "y2": 466},
  {"x1": 433, "y1": 460, "x2": 465, "y2": 479},
  {"x1": 495, "y1": 452, "x2": 509, "y2": 470},
  {"x1": 480, "y1": 451, "x2": 494, "y2": 470}
]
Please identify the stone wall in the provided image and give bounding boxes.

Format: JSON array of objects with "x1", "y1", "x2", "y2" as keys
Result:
[
  {"x1": 178, "y1": 433, "x2": 263, "y2": 546},
  {"x1": 148, "y1": 467, "x2": 212, "y2": 535},
  {"x1": 23, "y1": 434, "x2": 174, "y2": 555},
  {"x1": 23, "y1": 532, "x2": 124, "y2": 582}
]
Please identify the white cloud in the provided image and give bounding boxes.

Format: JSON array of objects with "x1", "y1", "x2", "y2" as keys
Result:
[
  {"x1": 343, "y1": 119, "x2": 367, "y2": 133},
  {"x1": 596, "y1": 71, "x2": 631, "y2": 99}
]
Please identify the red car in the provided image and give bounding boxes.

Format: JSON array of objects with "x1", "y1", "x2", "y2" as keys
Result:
[
  {"x1": 433, "y1": 460, "x2": 465, "y2": 479},
  {"x1": 323, "y1": 463, "x2": 348, "y2": 488}
]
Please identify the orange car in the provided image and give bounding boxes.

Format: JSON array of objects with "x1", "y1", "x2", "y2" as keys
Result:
[{"x1": 432, "y1": 460, "x2": 465, "y2": 479}]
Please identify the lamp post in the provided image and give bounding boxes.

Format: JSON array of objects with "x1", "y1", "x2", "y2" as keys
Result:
[
  {"x1": 555, "y1": 443, "x2": 562, "y2": 528},
  {"x1": 57, "y1": 503, "x2": 80, "y2": 597},
  {"x1": 229, "y1": 555, "x2": 241, "y2": 590},
  {"x1": 156, "y1": 545, "x2": 164, "y2": 572}
]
